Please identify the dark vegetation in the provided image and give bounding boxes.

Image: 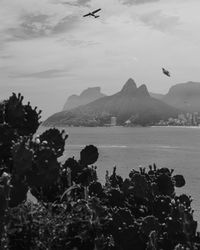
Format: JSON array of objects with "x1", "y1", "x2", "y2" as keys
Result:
[{"x1": 0, "y1": 93, "x2": 200, "y2": 249}]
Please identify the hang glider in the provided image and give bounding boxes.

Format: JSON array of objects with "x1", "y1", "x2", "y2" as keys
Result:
[
  {"x1": 83, "y1": 8, "x2": 101, "y2": 18},
  {"x1": 162, "y1": 68, "x2": 171, "y2": 77}
]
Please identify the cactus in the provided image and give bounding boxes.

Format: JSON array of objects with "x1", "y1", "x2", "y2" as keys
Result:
[
  {"x1": 11, "y1": 137, "x2": 33, "y2": 177},
  {"x1": 156, "y1": 173, "x2": 174, "y2": 196},
  {"x1": 140, "y1": 216, "x2": 160, "y2": 238},
  {"x1": 176, "y1": 194, "x2": 192, "y2": 209},
  {"x1": 130, "y1": 172, "x2": 150, "y2": 200},
  {"x1": 0, "y1": 93, "x2": 199, "y2": 250},
  {"x1": 146, "y1": 231, "x2": 158, "y2": 250},
  {"x1": 153, "y1": 195, "x2": 172, "y2": 220},
  {"x1": 0, "y1": 172, "x2": 11, "y2": 217},
  {"x1": 0, "y1": 172, "x2": 11, "y2": 248},
  {"x1": 109, "y1": 167, "x2": 123, "y2": 188},
  {"x1": 39, "y1": 128, "x2": 68, "y2": 158},
  {"x1": 112, "y1": 207, "x2": 135, "y2": 229},
  {"x1": 173, "y1": 175, "x2": 186, "y2": 188},
  {"x1": 0, "y1": 123, "x2": 18, "y2": 172},
  {"x1": 9, "y1": 179, "x2": 28, "y2": 207},
  {"x1": 0, "y1": 93, "x2": 41, "y2": 136},
  {"x1": 107, "y1": 188, "x2": 124, "y2": 207},
  {"x1": 80, "y1": 145, "x2": 99, "y2": 166},
  {"x1": 88, "y1": 181, "x2": 103, "y2": 197}
]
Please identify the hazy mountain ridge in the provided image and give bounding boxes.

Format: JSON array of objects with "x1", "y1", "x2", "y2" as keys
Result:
[
  {"x1": 44, "y1": 78, "x2": 179, "y2": 126},
  {"x1": 63, "y1": 87, "x2": 106, "y2": 111},
  {"x1": 162, "y1": 81, "x2": 200, "y2": 112},
  {"x1": 150, "y1": 92, "x2": 164, "y2": 100}
]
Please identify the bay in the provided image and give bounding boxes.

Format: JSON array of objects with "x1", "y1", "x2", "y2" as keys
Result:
[{"x1": 38, "y1": 126, "x2": 200, "y2": 223}]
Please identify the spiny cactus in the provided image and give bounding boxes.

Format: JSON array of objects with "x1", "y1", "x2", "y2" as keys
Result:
[
  {"x1": 0, "y1": 124, "x2": 18, "y2": 172},
  {"x1": 153, "y1": 195, "x2": 172, "y2": 220},
  {"x1": 109, "y1": 166, "x2": 123, "y2": 188},
  {"x1": 9, "y1": 179, "x2": 28, "y2": 207},
  {"x1": 173, "y1": 175, "x2": 186, "y2": 188},
  {"x1": 130, "y1": 172, "x2": 150, "y2": 200},
  {"x1": 80, "y1": 145, "x2": 99, "y2": 166},
  {"x1": 176, "y1": 194, "x2": 192, "y2": 209},
  {"x1": 63, "y1": 157, "x2": 82, "y2": 183},
  {"x1": 107, "y1": 188, "x2": 124, "y2": 207},
  {"x1": 77, "y1": 167, "x2": 97, "y2": 186},
  {"x1": 112, "y1": 207, "x2": 135, "y2": 229},
  {"x1": 0, "y1": 93, "x2": 41, "y2": 136},
  {"x1": 22, "y1": 102, "x2": 42, "y2": 135},
  {"x1": 0, "y1": 172, "x2": 11, "y2": 248},
  {"x1": 0, "y1": 172, "x2": 11, "y2": 217},
  {"x1": 39, "y1": 128, "x2": 68, "y2": 158},
  {"x1": 140, "y1": 216, "x2": 160, "y2": 238},
  {"x1": 0, "y1": 92, "x2": 199, "y2": 250},
  {"x1": 88, "y1": 181, "x2": 103, "y2": 197},
  {"x1": 3, "y1": 93, "x2": 24, "y2": 129},
  {"x1": 146, "y1": 231, "x2": 157, "y2": 250},
  {"x1": 11, "y1": 137, "x2": 33, "y2": 177},
  {"x1": 156, "y1": 173, "x2": 175, "y2": 196}
]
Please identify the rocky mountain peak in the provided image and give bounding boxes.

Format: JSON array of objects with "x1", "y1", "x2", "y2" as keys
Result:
[
  {"x1": 120, "y1": 78, "x2": 137, "y2": 95},
  {"x1": 136, "y1": 84, "x2": 150, "y2": 97},
  {"x1": 63, "y1": 86, "x2": 106, "y2": 111},
  {"x1": 81, "y1": 87, "x2": 102, "y2": 98}
]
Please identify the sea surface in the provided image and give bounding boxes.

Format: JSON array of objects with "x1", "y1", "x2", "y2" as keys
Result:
[{"x1": 38, "y1": 126, "x2": 200, "y2": 223}]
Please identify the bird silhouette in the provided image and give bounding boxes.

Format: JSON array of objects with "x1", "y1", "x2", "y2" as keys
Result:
[
  {"x1": 162, "y1": 68, "x2": 171, "y2": 77},
  {"x1": 83, "y1": 8, "x2": 101, "y2": 18}
]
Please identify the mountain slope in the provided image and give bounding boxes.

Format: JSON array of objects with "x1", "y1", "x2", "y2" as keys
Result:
[
  {"x1": 44, "y1": 78, "x2": 179, "y2": 126},
  {"x1": 150, "y1": 92, "x2": 164, "y2": 100},
  {"x1": 163, "y1": 81, "x2": 200, "y2": 112},
  {"x1": 63, "y1": 87, "x2": 106, "y2": 111}
]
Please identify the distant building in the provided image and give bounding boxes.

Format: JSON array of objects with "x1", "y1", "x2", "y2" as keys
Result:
[
  {"x1": 111, "y1": 116, "x2": 117, "y2": 126},
  {"x1": 193, "y1": 112, "x2": 199, "y2": 125},
  {"x1": 157, "y1": 111, "x2": 200, "y2": 127},
  {"x1": 178, "y1": 114, "x2": 187, "y2": 125},
  {"x1": 124, "y1": 119, "x2": 131, "y2": 126},
  {"x1": 186, "y1": 113, "x2": 193, "y2": 125}
]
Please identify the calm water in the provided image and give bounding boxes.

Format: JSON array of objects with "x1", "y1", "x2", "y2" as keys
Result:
[{"x1": 38, "y1": 126, "x2": 200, "y2": 223}]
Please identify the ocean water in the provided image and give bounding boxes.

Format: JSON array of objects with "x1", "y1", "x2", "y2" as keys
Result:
[{"x1": 38, "y1": 126, "x2": 200, "y2": 223}]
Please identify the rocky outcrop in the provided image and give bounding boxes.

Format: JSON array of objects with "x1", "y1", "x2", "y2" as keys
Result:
[{"x1": 63, "y1": 87, "x2": 106, "y2": 111}]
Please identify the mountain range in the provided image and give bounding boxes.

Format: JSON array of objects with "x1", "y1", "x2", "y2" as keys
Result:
[
  {"x1": 162, "y1": 81, "x2": 200, "y2": 112},
  {"x1": 63, "y1": 87, "x2": 106, "y2": 111},
  {"x1": 63, "y1": 86, "x2": 165, "y2": 112},
  {"x1": 44, "y1": 78, "x2": 179, "y2": 127}
]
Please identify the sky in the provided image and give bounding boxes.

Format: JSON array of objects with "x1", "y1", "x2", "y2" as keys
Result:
[{"x1": 1, "y1": 0, "x2": 200, "y2": 119}]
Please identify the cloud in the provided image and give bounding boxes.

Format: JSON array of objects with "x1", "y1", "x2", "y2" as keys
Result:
[
  {"x1": 52, "y1": 15, "x2": 80, "y2": 35},
  {"x1": 0, "y1": 0, "x2": 82, "y2": 43},
  {"x1": 58, "y1": 38, "x2": 99, "y2": 47},
  {"x1": 138, "y1": 10, "x2": 180, "y2": 32},
  {"x1": 120, "y1": 0, "x2": 160, "y2": 5},
  {"x1": 11, "y1": 69, "x2": 71, "y2": 79},
  {"x1": 5, "y1": 13, "x2": 80, "y2": 41},
  {"x1": 60, "y1": 0, "x2": 91, "y2": 6}
]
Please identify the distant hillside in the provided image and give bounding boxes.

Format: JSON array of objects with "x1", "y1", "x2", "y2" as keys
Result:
[
  {"x1": 44, "y1": 78, "x2": 179, "y2": 127},
  {"x1": 163, "y1": 81, "x2": 200, "y2": 112},
  {"x1": 150, "y1": 92, "x2": 164, "y2": 100},
  {"x1": 63, "y1": 87, "x2": 106, "y2": 111}
]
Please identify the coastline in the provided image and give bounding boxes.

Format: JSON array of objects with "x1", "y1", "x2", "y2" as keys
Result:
[
  {"x1": 151, "y1": 125, "x2": 200, "y2": 129},
  {"x1": 41, "y1": 124, "x2": 200, "y2": 129}
]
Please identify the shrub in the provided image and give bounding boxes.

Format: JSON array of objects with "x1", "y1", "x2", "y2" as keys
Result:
[{"x1": 0, "y1": 93, "x2": 199, "y2": 250}]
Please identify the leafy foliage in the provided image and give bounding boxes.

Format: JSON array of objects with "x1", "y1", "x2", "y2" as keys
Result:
[{"x1": 0, "y1": 93, "x2": 199, "y2": 250}]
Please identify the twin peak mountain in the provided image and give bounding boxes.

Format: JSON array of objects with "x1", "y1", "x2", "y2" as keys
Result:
[
  {"x1": 63, "y1": 78, "x2": 149, "y2": 111},
  {"x1": 44, "y1": 78, "x2": 178, "y2": 126},
  {"x1": 120, "y1": 78, "x2": 150, "y2": 97}
]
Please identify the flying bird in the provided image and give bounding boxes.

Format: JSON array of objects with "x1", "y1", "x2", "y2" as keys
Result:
[
  {"x1": 162, "y1": 68, "x2": 171, "y2": 77},
  {"x1": 83, "y1": 8, "x2": 101, "y2": 18}
]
